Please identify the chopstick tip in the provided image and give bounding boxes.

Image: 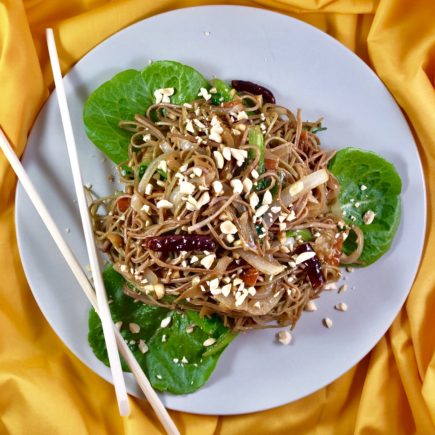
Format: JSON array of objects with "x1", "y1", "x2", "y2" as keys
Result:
[{"x1": 119, "y1": 398, "x2": 131, "y2": 417}]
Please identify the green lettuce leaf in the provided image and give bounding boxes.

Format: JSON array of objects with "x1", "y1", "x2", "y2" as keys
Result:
[
  {"x1": 88, "y1": 266, "x2": 236, "y2": 394},
  {"x1": 83, "y1": 61, "x2": 209, "y2": 163},
  {"x1": 328, "y1": 147, "x2": 402, "y2": 266}
]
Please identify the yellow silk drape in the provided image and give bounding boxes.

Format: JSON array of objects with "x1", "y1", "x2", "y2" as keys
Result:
[{"x1": 1, "y1": 1, "x2": 434, "y2": 433}]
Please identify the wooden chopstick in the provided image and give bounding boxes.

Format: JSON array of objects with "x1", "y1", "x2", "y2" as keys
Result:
[
  {"x1": 45, "y1": 28, "x2": 129, "y2": 417},
  {"x1": 0, "y1": 127, "x2": 180, "y2": 435}
]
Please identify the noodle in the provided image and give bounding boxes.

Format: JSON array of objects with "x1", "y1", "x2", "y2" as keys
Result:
[{"x1": 90, "y1": 93, "x2": 362, "y2": 331}]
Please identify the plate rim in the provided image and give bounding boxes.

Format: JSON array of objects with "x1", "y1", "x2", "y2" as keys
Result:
[{"x1": 14, "y1": 4, "x2": 427, "y2": 415}]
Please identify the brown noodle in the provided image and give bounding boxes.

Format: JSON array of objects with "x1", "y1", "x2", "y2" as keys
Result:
[{"x1": 90, "y1": 93, "x2": 358, "y2": 331}]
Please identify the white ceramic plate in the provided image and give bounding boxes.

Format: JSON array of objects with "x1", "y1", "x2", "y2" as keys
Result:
[{"x1": 15, "y1": 6, "x2": 426, "y2": 415}]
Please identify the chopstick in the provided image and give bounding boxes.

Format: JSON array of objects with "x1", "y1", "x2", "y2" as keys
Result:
[
  {"x1": 45, "y1": 29, "x2": 129, "y2": 417},
  {"x1": 0, "y1": 127, "x2": 180, "y2": 435}
]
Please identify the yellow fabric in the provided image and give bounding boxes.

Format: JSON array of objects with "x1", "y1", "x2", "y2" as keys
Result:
[{"x1": 1, "y1": 0, "x2": 434, "y2": 433}]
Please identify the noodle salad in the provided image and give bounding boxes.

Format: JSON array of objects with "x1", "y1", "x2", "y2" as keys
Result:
[{"x1": 84, "y1": 61, "x2": 401, "y2": 393}]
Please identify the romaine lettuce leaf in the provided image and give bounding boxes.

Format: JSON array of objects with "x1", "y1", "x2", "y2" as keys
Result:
[
  {"x1": 83, "y1": 61, "x2": 209, "y2": 163},
  {"x1": 88, "y1": 266, "x2": 236, "y2": 394},
  {"x1": 328, "y1": 147, "x2": 402, "y2": 266}
]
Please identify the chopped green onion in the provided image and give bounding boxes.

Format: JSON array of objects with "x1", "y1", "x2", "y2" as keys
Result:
[
  {"x1": 210, "y1": 79, "x2": 233, "y2": 104},
  {"x1": 156, "y1": 168, "x2": 167, "y2": 180},
  {"x1": 248, "y1": 126, "x2": 269, "y2": 190},
  {"x1": 311, "y1": 126, "x2": 327, "y2": 134},
  {"x1": 286, "y1": 229, "x2": 314, "y2": 242}
]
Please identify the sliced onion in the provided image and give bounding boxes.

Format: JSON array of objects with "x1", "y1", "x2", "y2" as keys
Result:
[
  {"x1": 213, "y1": 256, "x2": 233, "y2": 275},
  {"x1": 238, "y1": 212, "x2": 257, "y2": 249},
  {"x1": 130, "y1": 193, "x2": 144, "y2": 212},
  {"x1": 340, "y1": 226, "x2": 364, "y2": 264},
  {"x1": 179, "y1": 139, "x2": 194, "y2": 151},
  {"x1": 235, "y1": 249, "x2": 285, "y2": 276},
  {"x1": 160, "y1": 141, "x2": 173, "y2": 153},
  {"x1": 169, "y1": 186, "x2": 183, "y2": 207},
  {"x1": 142, "y1": 268, "x2": 159, "y2": 285},
  {"x1": 263, "y1": 169, "x2": 329, "y2": 229},
  {"x1": 213, "y1": 284, "x2": 283, "y2": 315},
  {"x1": 138, "y1": 153, "x2": 169, "y2": 193},
  {"x1": 281, "y1": 169, "x2": 329, "y2": 205}
]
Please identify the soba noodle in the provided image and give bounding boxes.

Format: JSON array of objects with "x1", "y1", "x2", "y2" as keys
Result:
[{"x1": 90, "y1": 91, "x2": 359, "y2": 331}]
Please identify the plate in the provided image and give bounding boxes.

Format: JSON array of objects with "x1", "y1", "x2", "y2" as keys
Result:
[{"x1": 15, "y1": 6, "x2": 426, "y2": 415}]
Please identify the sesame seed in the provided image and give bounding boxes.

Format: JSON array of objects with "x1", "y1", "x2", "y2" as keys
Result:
[
  {"x1": 213, "y1": 151, "x2": 225, "y2": 169},
  {"x1": 254, "y1": 204, "x2": 269, "y2": 218},
  {"x1": 186, "y1": 325, "x2": 194, "y2": 334},
  {"x1": 262, "y1": 190, "x2": 273, "y2": 205},
  {"x1": 230, "y1": 179, "x2": 243, "y2": 194},
  {"x1": 181, "y1": 356, "x2": 189, "y2": 364},
  {"x1": 212, "y1": 180, "x2": 223, "y2": 195},
  {"x1": 193, "y1": 119, "x2": 206, "y2": 129},
  {"x1": 156, "y1": 199, "x2": 173, "y2": 209},
  {"x1": 323, "y1": 317, "x2": 333, "y2": 328},
  {"x1": 160, "y1": 317, "x2": 172, "y2": 328},
  {"x1": 286, "y1": 210, "x2": 296, "y2": 221},
  {"x1": 158, "y1": 160, "x2": 167, "y2": 172},
  {"x1": 230, "y1": 148, "x2": 248, "y2": 164},
  {"x1": 209, "y1": 131, "x2": 222, "y2": 143},
  {"x1": 115, "y1": 321, "x2": 123, "y2": 330},
  {"x1": 129, "y1": 323, "x2": 140, "y2": 334},
  {"x1": 251, "y1": 169, "x2": 259, "y2": 179},
  {"x1": 338, "y1": 284, "x2": 348, "y2": 294},
  {"x1": 156, "y1": 374, "x2": 162, "y2": 380},
  {"x1": 335, "y1": 302, "x2": 348, "y2": 312},
  {"x1": 220, "y1": 220, "x2": 238, "y2": 235},
  {"x1": 363, "y1": 210, "x2": 376, "y2": 225},
  {"x1": 200, "y1": 254, "x2": 216, "y2": 269},
  {"x1": 161, "y1": 335, "x2": 167, "y2": 342},
  {"x1": 197, "y1": 191, "x2": 210, "y2": 208},
  {"x1": 144, "y1": 184, "x2": 153, "y2": 195},
  {"x1": 221, "y1": 284, "x2": 232, "y2": 297},
  {"x1": 345, "y1": 267, "x2": 354, "y2": 273},
  {"x1": 208, "y1": 278, "x2": 220, "y2": 292},
  {"x1": 235, "y1": 291, "x2": 248, "y2": 306},
  {"x1": 323, "y1": 283, "x2": 337, "y2": 290},
  {"x1": 222, "y1": 147, "x2": 232, "y2": 160},
  {"x1": 360, "y1": 185, "x2": 367, "y2": 191},
  {"x1": 203, "y1": 338, "x2": 216, "y2": 347},
  {"x1": 138, "y1": 340, "x2": 148, "y2": 354},
  {"x1": 198, "y1": 87, "x2": 211, "y2": 101},
  {"x1": 236, "y1": 111, "x2": 249, "y2": 120},
  {"x1": 276, "y1": 330, "x2": 292, "y2": 345},
  {"x1": 271, "y1": 206, "x2": 281, "y2": 213},
  {"x1": 179, "y1": 181, "x2": 195, "y2": 195},
  {"x1": 243, "y1": 178, "x2": 253, "y2": 193},
  {"x1": 249, "y1": 192, "x2": 260, "y2": 209},
  {"x1": 304, "y1": 301, "x2": 317, "y2": 312}
]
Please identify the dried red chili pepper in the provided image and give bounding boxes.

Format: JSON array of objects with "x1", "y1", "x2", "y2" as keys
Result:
[
  {"x1": 231, "y1": 80, "x2": 276, "y2": 104},
  {"x1": 143, "y1": 235, "x2": 215, "y2": 252},
  {"x1": 294, "y1": 243, "x2": 325, "y2": 289}
]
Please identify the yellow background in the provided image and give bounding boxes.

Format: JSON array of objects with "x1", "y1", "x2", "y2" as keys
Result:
[{"x1": 1, "y1": 0, "x2": 434, "y2": 433}]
